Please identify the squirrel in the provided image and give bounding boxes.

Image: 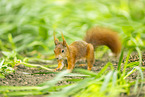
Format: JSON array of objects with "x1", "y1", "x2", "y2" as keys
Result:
[{"x1": 53, "y1": 26, "x2": 121, "y2": 72}]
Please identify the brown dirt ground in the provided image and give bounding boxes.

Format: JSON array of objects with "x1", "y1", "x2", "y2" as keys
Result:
[{"x1": 0, "y1": 52, "x2": 145, "y2": 97}]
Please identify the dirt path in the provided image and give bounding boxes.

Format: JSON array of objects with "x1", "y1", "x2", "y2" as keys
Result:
[
  {"x1": 0, "y1": 53, "x2": 145, "y2": 96},
  {"x1": 0, "y1": 59, "x2": 115, "y2": 86}
]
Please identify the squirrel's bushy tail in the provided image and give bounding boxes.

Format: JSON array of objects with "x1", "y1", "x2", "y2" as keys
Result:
[{"x1": 84, "y1": 26, "x2": 121, "y2": 56}]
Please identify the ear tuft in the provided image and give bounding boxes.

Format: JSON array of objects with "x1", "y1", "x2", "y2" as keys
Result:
[
  {"x1": 61, "y1": 32, "x2": 70, "y2": 54},
  {"x1": 55, "y1": 39, "x2": 59, "y2": 45},
  {"x1": 63, "y1": 40, "x2": 67, "y2": 47},
  {"x1": 61, "y1": 32, "x2": 67, "y2": 47},
  {"x1": 53, "y1": 31, "x2": 59, "y2": 45}
]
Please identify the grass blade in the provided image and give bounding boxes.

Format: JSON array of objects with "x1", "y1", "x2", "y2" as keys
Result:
[
  {"x1": 97, "y1": 62, "x2": 113, "y2": 77},
  {"x1": 112, "y1": 71, "x2": 117, "y2": 87},
  {"x1": 6, "y1": 91, "x2": 42, "y2": 96},
  {"x1": 123, "y1": 67, "x2": 137, "y2": 79},
  {"x1": 117, "y1": 49, "x2": 124, "y2": 72},
  {"x1": 0, "y1": 86, "x2": 40, "y2": 92},
  {"x1": 135, "y1": 47, "x2": 142, "y2": 67},
  {"x1": 21, "y1": 62, "x2": 54, "y2": 71},
  {"x1": 74, "y1": 68, "x2": 97, "y2": 77},
  {"x1": 122, "y1": 50, "x2": 132, "y2": 77},
  {"x1": 0, "y1": 59, "x2": 4, "y2": 69},
  {"x1": 135, "y1": 66, "x2": 144, "y2": 97},
  {"x1": 100, "y1": 71, "x2": 113, "y2": 92}
]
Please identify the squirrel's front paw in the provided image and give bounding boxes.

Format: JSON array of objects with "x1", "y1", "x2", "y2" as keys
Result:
[{"x1": 54, "y1": 67, "x2": 63, "y2": 72}]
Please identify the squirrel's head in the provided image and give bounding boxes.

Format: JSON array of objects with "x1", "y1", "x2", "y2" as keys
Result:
[{"x1": 53, "y1": 32, "x2": 69, "y2": 60}]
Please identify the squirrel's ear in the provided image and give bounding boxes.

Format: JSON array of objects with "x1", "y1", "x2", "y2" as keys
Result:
[
  {"x1": 53, "y1": 31, "x2": 59, "y2": 45},
  {"x1": 54, "y1": 39, "x2": 59, "y2": 45},
  {"x1": 61, "y1": 32, "x2": 70, "y2": 53},
  {"x1": 63, "y1": 39, "x2": 67, "y2": 47},
  {"x1": 61, "y1": 32, "x2": 66, "y2": 46}
]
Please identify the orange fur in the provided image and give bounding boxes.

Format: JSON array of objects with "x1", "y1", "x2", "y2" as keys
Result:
[
  {"x1": 54, "y1": 26, "x2": 121, "y2": 71},
  {"x1": 84, "y1": 27, "x2": 121, "y2": 56}
]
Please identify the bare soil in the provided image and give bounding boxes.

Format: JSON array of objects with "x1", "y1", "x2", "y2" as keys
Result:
[{"x1": 0, "y1": 52, "x2": 145, "y2": 97}]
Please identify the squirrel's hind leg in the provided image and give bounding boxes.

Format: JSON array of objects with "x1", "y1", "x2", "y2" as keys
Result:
[{"x1": 86, "y1": 44, "x2": 95, "y2": 70}]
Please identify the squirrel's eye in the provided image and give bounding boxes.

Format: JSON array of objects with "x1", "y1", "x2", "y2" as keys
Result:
[{"x1": 61, "y1": 50, "x2": 64, "y2": 53}]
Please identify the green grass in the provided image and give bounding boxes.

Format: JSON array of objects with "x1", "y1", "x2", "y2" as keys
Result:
[{"x1": 0, "y1": 0, "x2": 145, "y2": 97}]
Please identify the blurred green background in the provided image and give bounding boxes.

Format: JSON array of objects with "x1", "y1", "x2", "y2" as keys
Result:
[
  {"x1": 0, "y1": 0, "x2": 145, "y2": 59},
  {"x1": 0, "y1": 0, "x2": 145, "y2": 97}
]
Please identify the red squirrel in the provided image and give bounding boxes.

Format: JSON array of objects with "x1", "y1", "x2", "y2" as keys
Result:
[{"x1": 53, "y1": 26, "x2": 121, "y2": 71}]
